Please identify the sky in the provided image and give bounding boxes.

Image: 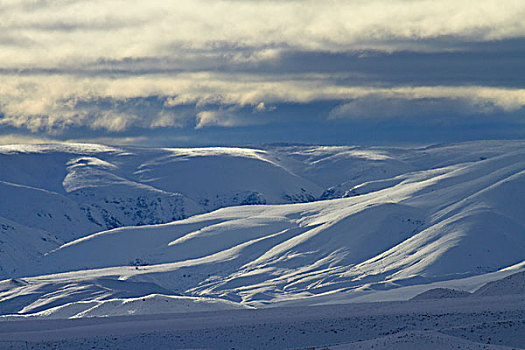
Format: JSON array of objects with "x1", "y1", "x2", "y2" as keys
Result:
[{"x1": 1, "y1": 0, "x2": 524, "y2": 146}]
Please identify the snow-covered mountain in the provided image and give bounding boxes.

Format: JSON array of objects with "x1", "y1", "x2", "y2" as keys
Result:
[{"x1": 0, "y1": 140, "x2": 524, "y2": 318}]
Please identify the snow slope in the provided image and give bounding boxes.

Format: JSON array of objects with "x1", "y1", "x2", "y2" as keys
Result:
[
  {"x1": 410, "y1": 288, "x2": 472, "y2": 300},
  {"x1": 411, "y1": 270, "x2": 525, "y2": 301},
  {"x1": 0, "y1": 143, "x2": 325, "y2": 277},
  {"x1": 329, "y1": 331, "x2": 520, "y2": 350},
  {"x1": 474, "y1": 270, "x2": 525, "y2": 296},
  {"x1": 0, "y1": 216, "x2": 60, "y2": 277},
  {"x1": 0, "y1": 144, "x2": 324, "y2": 238},
  {"x1": 0, "y1": 140, "x2": 524, "y2": 319},
  {"x1": 1, "y1": 293, "x2": 524, "y2": 349}
]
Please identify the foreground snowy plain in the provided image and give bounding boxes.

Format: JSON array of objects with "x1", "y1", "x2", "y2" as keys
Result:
[
  {"x1": 1, "y1": 290, "x2": 524, "y2": 349},
  {"x1": 0, "y1": 140, "x2": 524, "y2": 348}
]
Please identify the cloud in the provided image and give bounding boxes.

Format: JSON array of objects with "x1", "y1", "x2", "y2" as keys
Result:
[
  {"x1": 1, "y1": 0, "x2": 525, "y2": 68},
  {"x1": 254, "y1": 102, "x2": 275, "y2": 113},
  {"x1": 0, "y1": 132, "x2": 153, "y2": 146},
  {"x1": 0, "y1": 134, "x2": 56, "y2": 145},
  {"x1": 195, "y1": 104, "x2": 268, "y2": 129},
  {"x1": 1, "y1": 70, "x2": 524, "y2": 133},
  {"x1": 196, "y1": 110, "x2": 236, "y2": 129},
  {"x1": 65, "y1": 136, "x2": 149, "y2": 146},
  {"x1": 329, "y1": 94, "x2": 523, "y2": 121},
  {"x1": 0, "y1": 0, "x2": 524, "y2": 143}
]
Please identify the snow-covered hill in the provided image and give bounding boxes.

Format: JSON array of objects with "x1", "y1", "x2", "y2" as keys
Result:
[
  {"x1": 473, "y1": 270, "x2": 525, "y2": 296},
  {"x1": 0, "y1": 144, "x2": 325, "y2": 239},
  {"x1": 1, "y1": 292, "x2": 524, "y2": 349},
  {"x1": 0, "y1": 140, "x2": 524, "y2": 319}
]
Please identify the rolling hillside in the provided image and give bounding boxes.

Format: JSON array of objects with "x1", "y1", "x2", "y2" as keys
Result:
[{"x1": 0, "y1": 140, "x2": 524, "y2": 318}]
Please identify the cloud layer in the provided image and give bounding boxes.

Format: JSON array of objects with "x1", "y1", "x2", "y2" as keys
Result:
[{"x1": 1, "y1": 0, "x2": 524, "y2": 144}]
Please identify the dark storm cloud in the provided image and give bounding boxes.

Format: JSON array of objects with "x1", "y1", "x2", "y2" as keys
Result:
[{"x1": 2, "y1": 38, "x2": 524, "y2": 90}]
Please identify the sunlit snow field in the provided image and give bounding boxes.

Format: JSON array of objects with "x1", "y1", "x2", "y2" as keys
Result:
[{"x1": 0, "y1": 140, "x2": 524, "y2": 349}]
